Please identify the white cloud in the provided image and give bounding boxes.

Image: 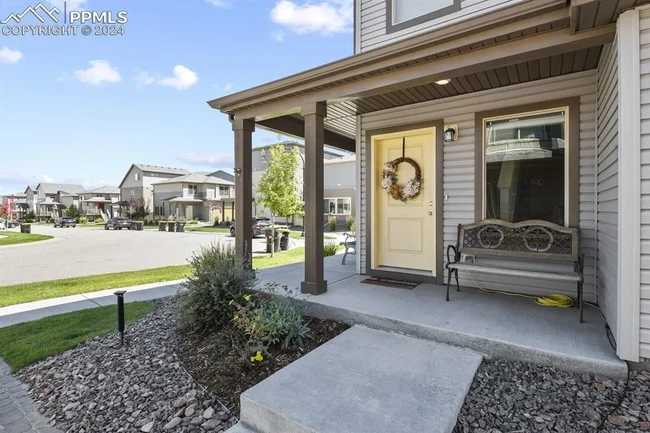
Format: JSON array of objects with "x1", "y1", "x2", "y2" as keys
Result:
[
  {"x1": 48, "y1": 0, "x2": 86, "y2": 11},
  {"x1": 223, "y1": 82, "x2": 232, "y2": 92},
  {"x1": 270, "y1": 0, "x2": 352, "y2": 35},
  {"x1": 178, "y1": 153, "x2": 233, "y2": 167},
  {"x1": 270, "y1": 30, "x2": 284, "y2": 42},
  {"x1": 67, "y1": 60, "x2": 121, "y2": 85},
  {"x1": 64, "y1": 178, "x2": 114, "y2": 189},
  {"x1": 0, "y1": 47, "x2": 23, "y2": 64},
  {"x1": 137, "y1": 65, "x2": 198, "y2": 90},
  {"x1": 0, "y1": 173, "x2": 54, "y2": 188},
  {"x1": 205, "y1": 0, "x2": 232, "y2": 7}
]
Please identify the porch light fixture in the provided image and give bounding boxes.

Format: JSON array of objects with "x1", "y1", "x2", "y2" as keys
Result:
[
  {"x1": 234, "y1": 168, "x2": 241, "y2": 176},
  {"x1": 435, "y1": 79, "x2": 451, "y2": 85},
  {"x1": 444, "y1": 124, "x2": 458, "y2": 142}
]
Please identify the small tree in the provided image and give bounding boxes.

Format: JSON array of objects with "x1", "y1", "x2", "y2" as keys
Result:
[
  {"x1": 128, "y1": 197, "x2": 150, "y2": 220},
  {"x1": 0, "y1": 201, "x2": 9, "y2": 218},
  {"x1": 65, "y1": 204, "x2": 79, "y2": 218},
  {"x1": 256, "y1": 144, "x2": 303, "y2": 257}
]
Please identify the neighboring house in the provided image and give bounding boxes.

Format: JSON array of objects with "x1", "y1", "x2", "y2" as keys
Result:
[
  {"x1": 209, "y1": 0, "x2": 650, "y2": 364},
  {"x1": 118, "y1": 164, "x2": 189, "y2": 218},
  {"x1": 324, "y1": 155, "x2": 356, "y2": 222},
  {"x1": 252, "y1": 141, "x2": 345, "y2": 223},
  {"x1": 151, "y1": 173, "x2": 235, "y2": 222},
  {"x1": 79, "y1": 186, "x2": 120, "y2": 220},
  {"x1": 0, "y1": 193, "x2": 26, "y2": 220},
  {"x1": 208, "y1": 170, "x2": 235, "y2": 183},
  {"x1": 24, "y1": 185, "x2": 37, "y2": 212},
  {"x1": 34, "y1": 183, "x2": 86, "y2": 220}
]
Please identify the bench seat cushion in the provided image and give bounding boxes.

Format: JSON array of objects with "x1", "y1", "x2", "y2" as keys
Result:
[{"x1": 447, "y1": 263, "x2": 582, "y2": 282}]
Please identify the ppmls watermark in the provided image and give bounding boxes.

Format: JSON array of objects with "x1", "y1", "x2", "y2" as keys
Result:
[{"x1": 1, "y1": 2, "x2": 127, "y2": 36}]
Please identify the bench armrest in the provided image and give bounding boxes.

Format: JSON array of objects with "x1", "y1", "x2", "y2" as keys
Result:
[{"x1": 446, "y1": 244, "x2": 459, "y2": 267}]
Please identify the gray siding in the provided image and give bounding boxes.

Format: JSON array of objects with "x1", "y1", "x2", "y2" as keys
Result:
[
  {"x1": 596, "y1": 41, "x2": 620, "y2": 342},
  {"x1": 359, "y1": 71, "x2": 597, "y2": 301},
  {"x1": 640, "y1": 12, "x2": 650, "y2": 359},
  {"x1": 359, "y1": 0, "x2": 522, "y2": 52}
]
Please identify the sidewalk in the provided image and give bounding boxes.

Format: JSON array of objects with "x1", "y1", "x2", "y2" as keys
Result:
[{"x1": 0, "y1": 280, "x2": 184, "y2": 328}]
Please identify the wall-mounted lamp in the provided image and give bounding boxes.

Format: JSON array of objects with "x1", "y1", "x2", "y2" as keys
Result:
[
  {"x1": 234, "y1": 168, "x2": 241, "y2": 176},
  {"x1": 443, "y1": 124, "x2": 458, "y2": 142},
  {"x1": 260, "y1": 149, "x2": 266, "y2": 162}
]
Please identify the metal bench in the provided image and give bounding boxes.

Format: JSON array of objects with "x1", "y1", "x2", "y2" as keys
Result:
[
  {"x1": 340, "y1": 233, "x2": 356, "y2": 265},
  {"x1": 446, "y1": 219, "x2": 585, "y2": 322}
]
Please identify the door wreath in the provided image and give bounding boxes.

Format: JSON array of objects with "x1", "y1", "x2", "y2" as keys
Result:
[{"x1": 381, "y1": 156, "x2": 422, "y2": 202}]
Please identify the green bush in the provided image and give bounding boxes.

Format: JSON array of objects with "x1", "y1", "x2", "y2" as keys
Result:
[
  {"x1": 94, "y1": 217, "x2": 103, "y2": 224},
  {"x1": 167, "y1": 215, "x2": 175, "y2": 221},
  {"x1": 45, "y1": 217, "x2": 54, "y2": 224},
  {"x1": 346, "y1": 216, "x2": 355, "y2": 231},
  {"x1": 178, "y1": 243, "x2": 257, "y2": 333},
  {"x1": 25, "y1": 211, "x2": 36, "y2": 221},
  {"x1": 188, "y1": 219, "x2": 198, "y2": 225},
  {"x1": 328, "y1": 216, "x2": 337, "y2": 232},
  {"x1": 232, "y1": 283, "x2": 310, "y2": 355},
  {"x1": 79, "y1": 217, "x2": 88, "y2": 224},
  {"x1": 213, "y1": 216, "x2": 220, "y2": 226},
  {"x1": 323, "y1": 241, "x2": 338, "y2": 257}
]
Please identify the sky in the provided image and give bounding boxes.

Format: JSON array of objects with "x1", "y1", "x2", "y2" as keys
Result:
[{"x1": 0, "y1": 0, "x2": 353, "y2": 194}]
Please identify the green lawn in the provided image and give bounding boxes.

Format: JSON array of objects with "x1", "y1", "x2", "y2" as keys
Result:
[
  {"x1": 185, "y1": 226, "x2": 230, "y2": 233},
  {"x1": 0, "y1": 302, "x2": 154, "y2": 372},
  {"x1": 0, "y1": 265, "x2": 193, "y2": 308},
  {"x1": 0, "y1": 231, "x2": 53, "y2": 246},
  {"x1": 289, "y1": 230, "x2": 337, "y2": 240}
]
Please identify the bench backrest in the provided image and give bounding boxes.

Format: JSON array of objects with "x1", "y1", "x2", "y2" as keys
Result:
[{"x1": 457, "y1": 219, "x2": 579, "y2": 262}]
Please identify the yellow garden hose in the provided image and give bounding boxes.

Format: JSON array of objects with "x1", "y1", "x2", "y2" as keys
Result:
[{"x1": 466, "y1": 271, "x2": 574, "y2": 308}]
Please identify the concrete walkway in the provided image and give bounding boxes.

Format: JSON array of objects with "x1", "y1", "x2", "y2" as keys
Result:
[
  {"x1": 0, "y1": 360, "x2": 59, "y2": 433},
  {"x1": 227, "y1": 326, "x2": 483, "y2": 433}
]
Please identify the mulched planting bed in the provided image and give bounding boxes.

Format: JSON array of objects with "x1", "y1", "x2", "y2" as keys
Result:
[
  {"x1": 178, "y1": 317, "x2": 350, "y2": 415},
  {"x1": 453, "y1": 359, "x2": 650, "y2": 433}
]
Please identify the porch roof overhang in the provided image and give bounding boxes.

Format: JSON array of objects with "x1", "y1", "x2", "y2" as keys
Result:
[
  {"x1": 83, "y1": 197, "x2": 112, "y2": 203},
  {"x1": 161, "y1": 196, "x2": 204, "y2": 203},
  {"x1": 207, "y1": 0, "x2": 643, "y2": 146}
]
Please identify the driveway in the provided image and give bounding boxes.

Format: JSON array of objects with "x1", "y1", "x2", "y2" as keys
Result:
[{"x1": 0, "y1": 225, "x2": 302, "y2": 286}]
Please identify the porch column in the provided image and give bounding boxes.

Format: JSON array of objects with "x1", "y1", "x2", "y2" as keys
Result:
[
  {"x1": 232, "y1": 117, "x2": 254, "y2": 267},
  {"x1": 301, "y1": 102, "x2": 327, "y2": 295}
]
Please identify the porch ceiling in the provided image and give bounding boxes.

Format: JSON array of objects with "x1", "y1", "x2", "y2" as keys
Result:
[{"x1": 571, "y1": 0, "x2": 650, "y2": 33}]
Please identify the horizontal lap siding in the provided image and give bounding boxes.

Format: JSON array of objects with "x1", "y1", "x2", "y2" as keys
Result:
[
  {"x1": 640, "y1": 14, "x2": 650, "y2": 359},
  {"x1": 596, "y1": 41, "x2": 619, "y2": 341},
  {"x1": 359, "y1": 0, "x2": 523, "y2": 52},
  {"x1": 360, "y1": 71, "x2": 598, "y2": 301}
]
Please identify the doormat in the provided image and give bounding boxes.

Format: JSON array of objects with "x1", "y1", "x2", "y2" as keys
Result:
[{"x1": 360, "y1": 277, "x2": 419, "y2": 290}]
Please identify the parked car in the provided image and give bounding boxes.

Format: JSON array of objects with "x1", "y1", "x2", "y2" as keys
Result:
[
  {"x1": 0, "y1": 218, "x2": 18, "y2": 229},
  {"x1": 54, "y1": 216, "x2": 76, "y2": 228},
  {"x1": 230, "y1": 217, "x2": 271, "y2": 237},
  {"x1": 105, "y1": 217, "x2": 133, "y2": 230}
]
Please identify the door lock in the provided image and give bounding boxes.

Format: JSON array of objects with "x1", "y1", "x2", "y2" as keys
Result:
[{"x1": 428, "y1": 211, "x2": 433, "y2": 215}]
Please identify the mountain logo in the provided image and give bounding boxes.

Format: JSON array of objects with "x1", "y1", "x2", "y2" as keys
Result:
[{"x1": 1, "y1": 3, "x2": 61, "y2": 24}]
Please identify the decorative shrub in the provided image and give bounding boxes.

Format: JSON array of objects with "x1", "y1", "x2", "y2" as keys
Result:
[
  {"x1": 178, "y1": 243, "x2": 257, "y2": 333},
  {"x1": 327, "y1": 216, "x2": 337, "y2": 232},
  {"x1": 213, "y1": 216, "x2": 220, "y2": 227},
  {"x1": 346, "y1": 216, "x2": 355, "y2": 231},
  {"x1": 25, "y1": 211, "x2": 36, "y2": 221},
  {"x1": 188, "y1": 219, "x2": 198, "y2": 225},
  {"x1": 167, "y1": 215, "x2": 175, "y2": 221},
  {"x1": 79, "y1": 217, "x2": 88, "y2": 224},
  {"x1": 45, "y1": 217, "x2": 53, "y2": 224},
  {"x1": 232, "y1": 283, "x2": 311, "y2": 356},
  {"x1": 323, "y1": 241, "x2": 338, "y2": 257},
  {"x1": 95, "y1": 217, "x2": 103, "y2": 224}
]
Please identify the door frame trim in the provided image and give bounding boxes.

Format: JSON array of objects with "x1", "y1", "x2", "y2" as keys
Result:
[{"x1": 366, "y1": 120, "x2": 444, "y2": 285}]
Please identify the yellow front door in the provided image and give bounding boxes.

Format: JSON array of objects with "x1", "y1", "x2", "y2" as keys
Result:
[{"x1": 372, "y1": 128, "x2": 436, "y2": 274}]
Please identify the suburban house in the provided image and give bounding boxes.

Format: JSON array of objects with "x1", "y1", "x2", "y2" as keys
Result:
[
  {"x1": 0, "y1": 192, "x2": 26, "y2": 220},
  {"x1": 209, "y1": 0, "x2": 650, "y2": 365},
  {"x1": 251, "y1": 141, "x2": 356, "y2": 225},
  {"x1": 151, "y1": 172, "x2": 235, "y2": 222},
  {"x1": 23, "y1": 185, "x2": 37, "y2": 212},
  {"x1": 79, "y1": 186, "x2": 121, "y2": 220},
  {"x1": 33, "y1": 183, "x2": 86, "y2": 220},
  {"x1": 118, "y1": 164, "x2": 190, "y2": 218}
]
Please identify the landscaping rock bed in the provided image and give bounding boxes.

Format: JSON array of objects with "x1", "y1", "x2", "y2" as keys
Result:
[
  {"x1": 17, "y1": 298, "x2": 237, "y2": 433},
  {"x1": 453, "y1": 359, "x2": 650, "y2": 433}
]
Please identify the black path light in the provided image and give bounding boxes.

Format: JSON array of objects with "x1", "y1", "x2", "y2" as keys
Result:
[{"x1": 114, "y1": 290, "x2": 127, "y2": 347}]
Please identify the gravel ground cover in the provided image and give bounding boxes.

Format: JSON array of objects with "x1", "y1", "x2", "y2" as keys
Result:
[
  {"x1": 453, "y1": 359, "x2": 649, "y2": 433},
  {"x1": 17, "y1": 298, "x2": 236, "y2": 433}
]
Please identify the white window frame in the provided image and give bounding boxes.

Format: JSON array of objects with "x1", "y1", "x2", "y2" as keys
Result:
[
  {"x1": 482, "y1": 106, "x2": 570, "y2": 227},
  {"x1": 324, "y1": 197, "x2": 352, "y2": 216},
  {"x1": 134, "y1": 173, "x2": 140, "y2": 181},
  {"x1": 188, "y1": 184, "x2": 198, "y2": 196},
  {"x1": 388, "y1": 0, "x2": 461, "y2": 32}
]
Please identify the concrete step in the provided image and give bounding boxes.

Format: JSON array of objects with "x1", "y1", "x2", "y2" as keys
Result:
[{"x1": 231, "y1": 325, "x2": 483, "y2": 433}]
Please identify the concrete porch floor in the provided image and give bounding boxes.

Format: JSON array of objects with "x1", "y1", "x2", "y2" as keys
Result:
[{"x1": 256, "y1": 255, "x2": 626, "y2": 378}]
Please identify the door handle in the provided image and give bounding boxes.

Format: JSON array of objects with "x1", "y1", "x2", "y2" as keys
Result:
[{"x1": 428, "y1": 211, "x2": 433, "y2": 216}]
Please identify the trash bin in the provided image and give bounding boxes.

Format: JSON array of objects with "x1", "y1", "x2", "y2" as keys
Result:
[
  {"x1": 265, "y1": 229, "x2": 281, "y2": 253},
  {"x1": 134, "y1": 221, "x2": 143, "y2": 231},
  {"x1": 20, "y1": 223, "x2": 31, "y2": 234},
  {"x1": 280, "y1": 231, "x2": 290, "y2": 251},
  {"x1": 159, "y1": 221, "x2": 167, "y2": 231},
  {"x1": 176, "y1": 222, "x2": 185, "y2": 232},
  {"x1": 167, "y1": 221, "x2": 176, "y2": 232}
]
